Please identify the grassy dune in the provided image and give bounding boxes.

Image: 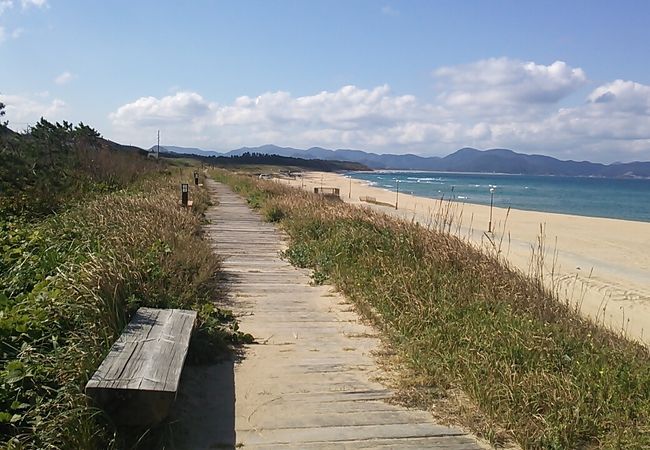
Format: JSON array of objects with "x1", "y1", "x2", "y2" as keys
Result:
[
  {"x1": 213, "y1": 169, "x2": 650, "y2": 450},
  {"x1": 1, "y1": 170, "x2": 246, "y2": 449},
  {"x1": 1, "y1": 124, "x2": 245, "y2": 449}
]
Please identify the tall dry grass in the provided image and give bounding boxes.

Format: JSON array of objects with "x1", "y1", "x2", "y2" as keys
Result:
[
  {"x1": 1, "y1": 169, "x2": 234, "y2": 449},
  {"x1": 213, "y1": 169, "x2": 650, "y2": 449}
]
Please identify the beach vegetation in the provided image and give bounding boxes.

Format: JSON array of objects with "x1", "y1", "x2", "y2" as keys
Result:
[
  {"x1": 212, "y1": 168, "x2": 650, "y2": 450},
  {"x1": 0, "y1": 128, "x2": 242, "y2": 448}
]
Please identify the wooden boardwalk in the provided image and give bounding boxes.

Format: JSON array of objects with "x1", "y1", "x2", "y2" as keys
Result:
[{"x1": 177, "y1": 180, "x2": 485, "y2": 449}]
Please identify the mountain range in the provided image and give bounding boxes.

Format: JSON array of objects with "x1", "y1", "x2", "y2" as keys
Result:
[{"x1": 150, "y1": 144, "x2": 650, "y2": 178}]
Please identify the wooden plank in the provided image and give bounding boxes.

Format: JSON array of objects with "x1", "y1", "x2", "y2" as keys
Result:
[
  {"x1": 87, "y1": 307, "x2": 196, "y2": 392},
  {"x1": 85, "y1": 307, "x2": 196, "y2": 425},
  {"x1": 173, "y1": 180, "x2": 484, "y2": 449}
]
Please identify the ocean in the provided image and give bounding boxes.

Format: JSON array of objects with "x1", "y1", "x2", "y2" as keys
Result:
[{"x1": 348, "y1": 171, "x2": 650, "y2": 223}]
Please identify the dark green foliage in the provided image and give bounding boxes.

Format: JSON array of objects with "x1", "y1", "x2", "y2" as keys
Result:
[
  {"x1": 163, "y1": 150, "x2": 371, "y2": 172},
  {"x1": 0, "y1": 102, "x2": 7, "y2": 127},
  {"x1": 0, "y1": 131, "x2": 237, "y2": 448},
  {"x1": 0, "y1": 119, "x2": 155, "y2": 217},
  {"x1": 263, "y1": 204, "x2": 285, "y2": 222},
  {"x1": 0, "y1": 175, "x2": 241, "y2": 449}
]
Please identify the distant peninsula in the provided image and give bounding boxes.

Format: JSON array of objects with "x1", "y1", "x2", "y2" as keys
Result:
[{"x1": 151, "y1": 144, "x2": 650, "y2": 178}]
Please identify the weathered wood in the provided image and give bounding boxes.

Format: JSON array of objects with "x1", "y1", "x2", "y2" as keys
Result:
[
  {"x1": 173, "y1": 180, "x2": 485, "y2": 449},
  {"x1": 314, "y1": 187, "x2": 340, "y2": 197},
  {"x1": 86, "y1": 307, "x2": 197, "y2": 425},
  {"x1": 359, "y1": 195, "x2": 376, "y2": 202}
]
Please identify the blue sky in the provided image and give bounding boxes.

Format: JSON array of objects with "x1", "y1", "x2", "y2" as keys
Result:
[{"x1": 1, "y1": 1, "x2": 650, "y2": 162}]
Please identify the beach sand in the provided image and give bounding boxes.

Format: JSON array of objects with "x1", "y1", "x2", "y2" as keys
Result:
[{"x1": 279, "y1": 171, "x2": 650, "y2": 346}]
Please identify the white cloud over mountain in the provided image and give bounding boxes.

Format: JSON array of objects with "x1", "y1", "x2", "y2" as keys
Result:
[
  {"x1": 6, "y1": 57, "x2": 649, "y2": 162},
  {"x1": 108, "y1": 57, "x2": 650, "y2": 162}
]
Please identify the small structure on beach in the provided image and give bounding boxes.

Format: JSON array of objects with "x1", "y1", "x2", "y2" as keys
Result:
[{"x1": 314, "y1": 187, "x2": 340, "y2": 198}]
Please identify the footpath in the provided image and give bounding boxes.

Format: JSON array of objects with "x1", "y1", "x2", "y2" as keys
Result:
[{"x1": 175, "y1": 179, "x2": 486, "y2": 449}]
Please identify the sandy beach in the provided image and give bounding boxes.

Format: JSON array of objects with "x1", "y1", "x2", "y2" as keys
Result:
[{"x1": 278, "y1": 171, "x2": 650, "y2": 346}]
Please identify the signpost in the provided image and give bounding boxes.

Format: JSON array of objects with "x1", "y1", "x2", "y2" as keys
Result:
[
  {"x1": 395, "y1": 180, "x2": 400, "y2": 210},
  {"x1": 181, "y1": 183, "x2": 189, "y2": 207},
  {"x1": 193, "y1": 172, "x2": 199, "y2": 186},
  {"x1": 488, "y1": 187, "x2": 495, "y2": 232}
]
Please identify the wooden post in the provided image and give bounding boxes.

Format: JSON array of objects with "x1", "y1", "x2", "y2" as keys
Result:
[
  {"x1": 395, "y1": 180, "x2": 399, "y2": 210},
  {"x1": 194, "y1": 172, "x2": 199, "y2": 186},
  {"x1": 181, "y1": 183, "x2": 189, "y2": 207},
  {"x1": 488, "y1": 187, "x2": 495, "y2": 233}
]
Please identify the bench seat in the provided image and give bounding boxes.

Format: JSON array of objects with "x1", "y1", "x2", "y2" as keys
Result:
[{"x1": 85, "y1": 307, "x2": 197, "y2": 425}]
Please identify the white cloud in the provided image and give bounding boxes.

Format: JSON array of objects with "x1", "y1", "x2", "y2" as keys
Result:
[
  {"x1": 54, "y1": 71, "x2": 75, "y2": 85},
  {"x1": 109, "y1": 86, "x2": 435, "y2": 150},
  {"x1": 0, "y1": 25, "x2": 24, "y2": 44},
  {"x1": 434, "y1": 58, "x2": 587, "y2": 116},
  {"x1": 587, "y1": 79, "x2": 650, "y2": 114},
  {"x1": 0, "y1": 0, "x2": 13, "y2": 15},
  {"x1": 0, "y1": 92, "x2": 66, "y2": 126},
  {"x1": 20, "y1": 0, "x2": 46, "y2": 9},
  {"x1": 109, "y1": 91, "x2": 212, "y2": 127},
  {"x1": 106, "y1": 59, "x2": 650, "y2": 162}
]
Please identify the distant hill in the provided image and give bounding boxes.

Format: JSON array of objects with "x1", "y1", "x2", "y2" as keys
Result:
[
  {"x1": 153, "y1": 145, "x2": 222, "y2": 158},
  {"x1": 103, "y1": 138, "x2": 147, "y2": 155},
  {"x1": 151, "y1": 144, "x2": 650, "y2": 178},
  {"x1": 158, "y1": 149, "x2": 370, "y2": 172}
]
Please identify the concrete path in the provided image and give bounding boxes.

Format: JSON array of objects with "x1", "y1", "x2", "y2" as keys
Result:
[{"x1": 176, "y1": 180, "x2": 485, "y2": 449}]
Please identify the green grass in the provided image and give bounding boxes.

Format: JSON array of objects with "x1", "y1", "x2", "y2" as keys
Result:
[
  {"x1": 212, "y1": 169, "x2": 650, "y2": 450},
  {"x1": 0, "y1": 130, "x2": 242, "y2": 449}
]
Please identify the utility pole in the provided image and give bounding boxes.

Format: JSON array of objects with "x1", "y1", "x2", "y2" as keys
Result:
[
  {"x1": 157, "y1": 130, "x2": 160, "y2": 159},
  {"x1": 348, "y1": 177, "x2": 352, "y2": 199}
]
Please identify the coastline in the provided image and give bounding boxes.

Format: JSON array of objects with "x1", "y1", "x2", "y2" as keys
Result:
[
  {"x1": 361, "y1": 169, "x2": 650, "y2": 180},
  {"x1": 348, "y1": 170, "x2": 650, "y2": 223},
  {"x1": 282, "y1": 171, "x2": 650, "y2": 346}
]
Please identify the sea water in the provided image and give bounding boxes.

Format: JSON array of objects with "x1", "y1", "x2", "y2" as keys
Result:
[{"x1": 348, "y1": 171, "x2": 650, "y2": 223}]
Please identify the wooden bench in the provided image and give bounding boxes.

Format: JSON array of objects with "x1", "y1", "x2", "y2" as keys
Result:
[
  {"x1": 85, "y1": 307, "x2": 197, "y2": 425},
  {"x1": 314, "y1": 187, "x2": 341, "y2": 198},
  {"x1": 359, "y1": 196, "x2": 395, "y2": 208}
]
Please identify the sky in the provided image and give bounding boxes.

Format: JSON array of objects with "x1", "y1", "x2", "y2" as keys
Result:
[{"x1": 1, "y1": 1, "x2": 650, "y2": 163}]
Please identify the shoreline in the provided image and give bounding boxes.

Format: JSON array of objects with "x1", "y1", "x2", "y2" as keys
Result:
[
  {"x1": 347, "y1": 171, "x2": 650, "y2": 224},
  {"x1": 347, "y1": 169, "x2": 650, "y2": 180},
  {"x1": 281, "y1": 170, "x2": 650, "y2": 346}
]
